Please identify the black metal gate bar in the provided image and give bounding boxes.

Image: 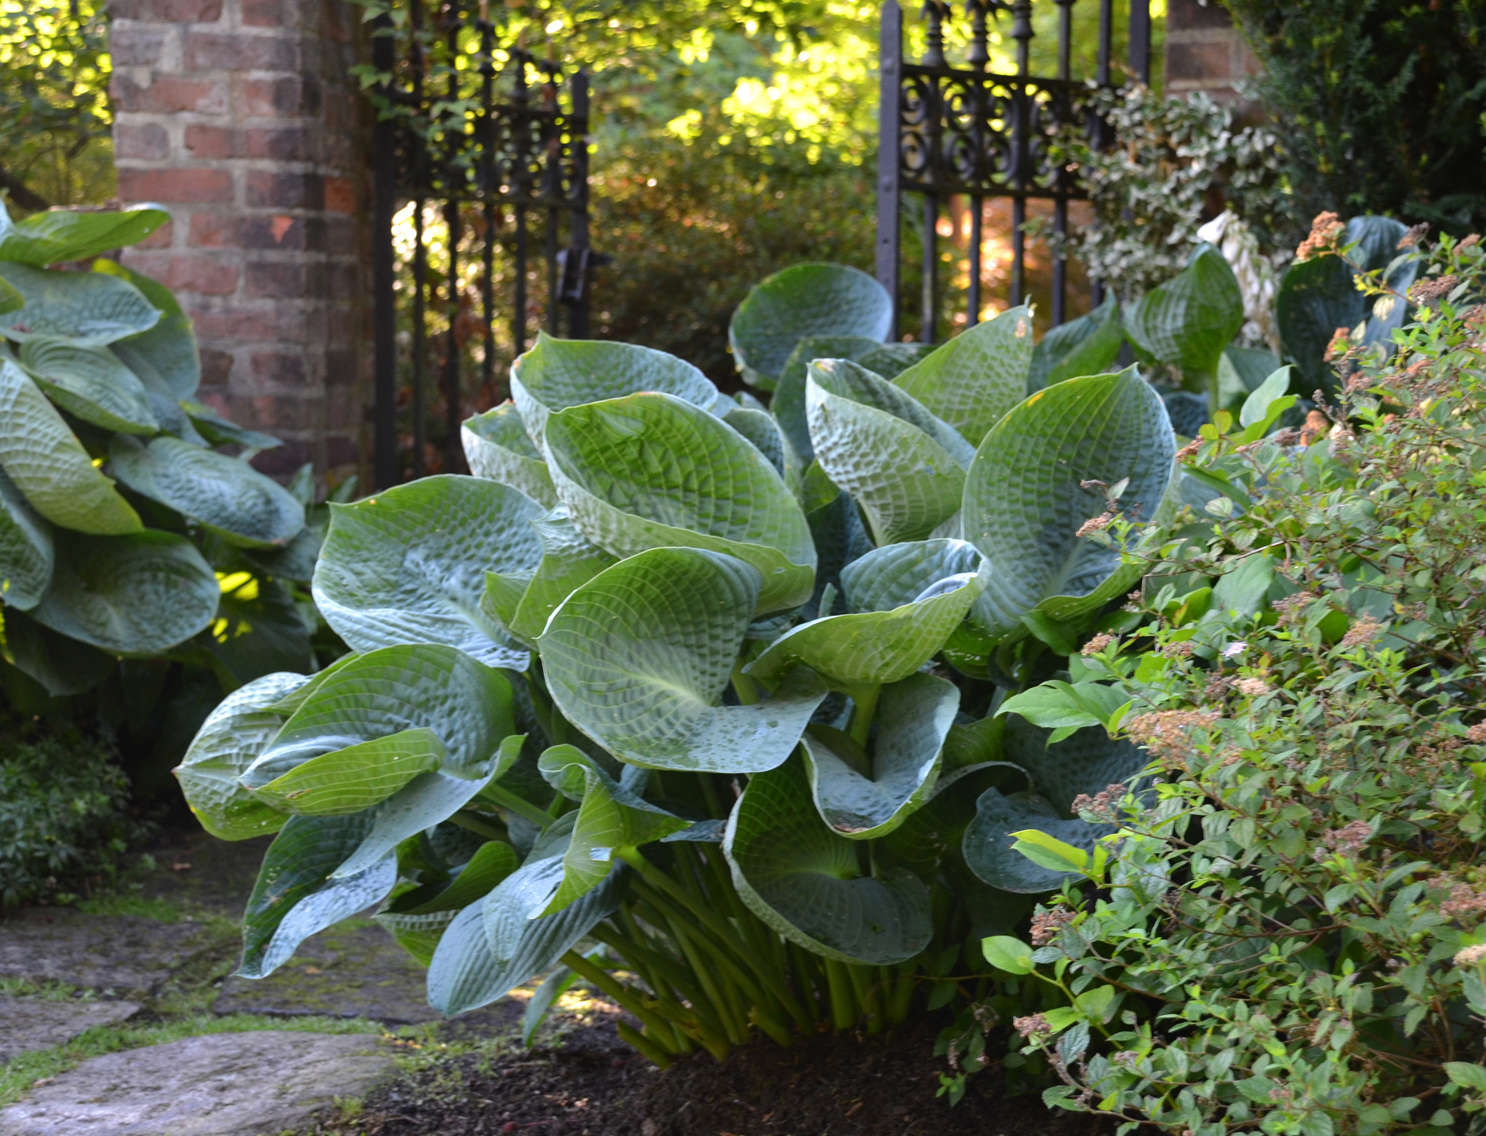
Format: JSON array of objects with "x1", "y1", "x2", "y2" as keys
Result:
[
  {"x1": 876, "y1": 0, "x2": 1151, "y2": 341},
  {"x1": 371, "y1": 3, "x2": 593, "y2": 488}
]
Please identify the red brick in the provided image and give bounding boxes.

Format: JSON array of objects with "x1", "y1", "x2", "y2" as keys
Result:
[
  {"x1": 108, "y1": 23, "x2": 171, "y2": 67},
  {"x1": 126, "y1": 252, "x2": 241, "y2": 295},
  {"x1": 199, "y1": 347, "x2": 234, "y2": 385},
  {"x1": 193, "y1": 305, "x2": 317, "y2": 343},
  {"x1": 115, "y1": 122, "x2": 171, "y2": 162},
  {"x1": 252, "y1": 439, "x2": 312, "y2": 477},
  {"x1": 1166, "y1": 39, "x2": 1236, "y2": 85},
  {"x1": 245, "y1": 170, "x2": 323, "y2": 209},
  {"x1": 112, "y1": 74, "x2": 227, "y2": 114},
  {"x1": 1168, "y1": 0, "x2": 1238, "y2": 32},
  {"x1": 243, "y1": 127, "x2": 312, "y2": 161},
  {"x1": 134, "y1": 0, "x2": 223, "y2": 20},
  {"x1": 184, "y1": 124, "x2": 238, "y2": 160},
  {"x1": 240, "y1": 76, "x2": 321, "y2": 117},
  {"x1": 244, "y1": 261, "x2": 322, "y2": 299},
  {"x1": 190, "y1": 213, "x2": 305, "y2": 251},
  {"x1": 250, "y1": 351, "x2": 311, "y2": 387},
  {"x1": 240, "y1": 0, "x2": 286, "y2": 25},
  {"x1": 117, "y1": 167, "x2": 234, "y2": 205},
  {"x1": 323, "y1": 176, "x2": 356, "y2": 214},
  {"x1": 185, "y1": 30, "x2": 298, "y2": 71}
]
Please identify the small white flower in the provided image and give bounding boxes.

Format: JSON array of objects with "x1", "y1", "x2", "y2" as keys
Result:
[{"x1": 1221, "y1": 641, "x2": 1248, "y2": 659}]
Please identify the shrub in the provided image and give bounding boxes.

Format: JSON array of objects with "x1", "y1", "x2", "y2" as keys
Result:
[
  {"x1": 985, "y1": 230, "x2": 1486, "y2": 1132},
  {"x1": 0, "y1": 201, "x2": 345, "y2": 796},
  {"x1": 175, "y1": 259, "x2": 1254, "y2": 1063}
]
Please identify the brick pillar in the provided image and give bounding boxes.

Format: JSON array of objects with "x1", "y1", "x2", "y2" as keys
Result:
[
  {"x1": 1164, "y1": 0, "x2": 1259, "y2": 108},
  {"x1": 109, "y1": 0, "x2": 371, "y2": 486}
]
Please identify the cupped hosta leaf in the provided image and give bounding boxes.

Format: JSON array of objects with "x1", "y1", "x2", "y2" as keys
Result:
[
  {"x1": 18, "y1": 338, "x2": 159, "y2": 434},
  {"x1": 801, "y1": 673, "x2": 956, "y2": 839},
  {"x1": 0, "y1": 262, "x2": 160, "y2": 345},
  {"x1": 963, "y1": 787, "x2": 1107, "y2": 893},
  {"x1": 239, "y1": 813, "x2": 399, "y2": 978},
  {"x1": 806, "y1": 357, "x2": 972, "y2": 545},
  {"x1": 511, "y1": 333, "x2": 724, "y2": 446},
  {"x1": 428, "y1": 816, "x2": 620, "y2": 1015},
  {"x1": 246, "y1": 728, "x2": 445, "y2": 816},
  {"x1": 723, "y1": 754, "x2": 933, "y2": 964},
  {"x1": 723, "y1": 405, "x2": 788, "y2": 477},
  {"x1": 963, "y1": 369, "x2": 1177, "y2": 640},
  {"x1": 745, "y1": 560, "x2": 982, "y2": 687},
  {"x1": 536, "y1": 744, "x2": 687, "y2": 913},
  {"x1": 544, "y1": 393, "x2": 815, "y2": 613},
  {"x1": 773, "y1": 334, "x2": 892, "y2": 463},
  {"x1": 175, "y1": 671, "x2": 315, "y2": 840},
  {"x1": 1029, "y1": 292, "x2": 1124, "y2": 392},
  {"x1": 1275, "y1": 254, "x2": 1357, "y2": 397},
  {"x1": 1125, "y1": 245, "x2": 1244, "y2": 383},
  {"x1": 257, "y1": 643, "x2": 515, "y2": 779},
  {"x1": 0, "y1": 467, "x2": 53, "y2": 609},
  {"x1": 0, "y1": 204, "x2": 169, "y2": 266},
  {"x1": 893, "y1": 305, "x2": 1034, "y2": 445},
  {"x1": 1004, "y1": 717, "x2": 1147, "y2": 815},
  {"x1": 31, "y1": 529, "x2": 217, "y2": 653},
  {"x1": 540, "y1": 547, "x2": 826, "y2": 773},
  {"x1": 728, "y1": 262, "x2": 892, "y2": 388},
  {"x1": 492, "y1": 508, "x2": 615, "y2": 643},
  {"x1": 108, "y1": 435, "x2": 304, "y2": 548},
  {"x1": 1, "y1": 609, "x2": 114, "y2": 695},
  {"x1": 0, "y1": 358, "x2": 142, "y2": 534},
  {"x1": 95, "y1": 259, "x2": 201, "y2": 398},
  {"x1": 378, "y1": 840, "x2": 521, "y2": 966},
  {"x1": 313, "y1": 476, "x2": 543, "y2": 667},
  {"x1": 182, "y1": 400, "x2": 282, "y2": 451},
  {"x1": 461, "y1": 402, "x2": 556, "y2": 507},
  {"x1": 839, "y1": 538, "x2": 983, "y2": 613}
]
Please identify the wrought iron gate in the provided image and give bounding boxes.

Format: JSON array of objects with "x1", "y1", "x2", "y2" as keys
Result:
[
  {"x1": 876, "y1": 0, "x2": 1151, "y2": 340},
  {"x1": 370, "y1": 7, "x2": 593, "y2": 487}
]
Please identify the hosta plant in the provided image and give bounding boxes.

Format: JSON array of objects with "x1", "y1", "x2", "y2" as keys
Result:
[
  {"x1": 0, "y1": 201, "x2": 342, "y2": 787},
  {"x1": 179, "y1": 262, "x2": 1187, "y2": 1063}
]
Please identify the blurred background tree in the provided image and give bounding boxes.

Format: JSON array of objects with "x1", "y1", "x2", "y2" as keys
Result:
[{"x1": 0, "y1": 0, "x2": 115, "y2": 209}]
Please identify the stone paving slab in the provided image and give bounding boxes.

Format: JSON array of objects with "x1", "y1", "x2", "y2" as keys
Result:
[
  {"x1": 0, "y1": 911, "x2": 218, "y2": 995},
  {"x1": 0, "y1": 997, "x2": 141, "y2": 1062},
  {"x1": 0, "y1": 1030, "x2": 399, "y2": 1136}
]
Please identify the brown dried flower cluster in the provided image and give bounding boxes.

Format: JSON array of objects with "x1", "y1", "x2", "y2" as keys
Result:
[
  {"x1": 1232, "y1": 676, "x2": 1273, "y2": 698},
  {"x1": 1272, "y1": 591, "x2": 1320, "y2": 625},
  {"x1": 1315, "y1": 820, "x2": 1372, "y2": 860},
  {"x1": 1029, "y1": 905, "x2": 1077, "y2": 946},
  {"x1": 1124, "y1": 709, "x2": 1220, "y2": 769},
  {"x1": 1396, "y1": 222, "x2": 1429, "y2": 249},
  {"x1": 1439, "y1": 883, "x2": 1486, "y2": 921},
  {"x1": 1071, "y1": 782, "x2": 1128, "y2": 822},
  {"x1": 1160, "y1": 639, "x2": 1195, "y2": 660},
  {"x1": 1076, "y1": 512, "x2": 1115, "y2": 539},
  {"x1": 1324, "y1": 326, "x2": 1353, "y2": 363},
  {"x1": 1339, "y1": 616, "x2": 1383, "y2": 650},
  {"x1": 1013, "y1": 1013, "x2": 1052, "y2": 1040},
  {"x1": 1466, "y1": 722, "x2": 1486, "y2": 745},
  {"x1": 1408, "y1": 274, "x2": 1460, "y2": 305},
  {"x1": 1296, "y1": 211, "x2": 1344, "y2": 261},
  {"x1": 1080, "y1": 631, "x2": 1116, "y2": 657}
]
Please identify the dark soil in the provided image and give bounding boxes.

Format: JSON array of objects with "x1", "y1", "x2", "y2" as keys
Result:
[{"x1": 313, "y1": 1010, "x2": 1121, "y2": 1136}]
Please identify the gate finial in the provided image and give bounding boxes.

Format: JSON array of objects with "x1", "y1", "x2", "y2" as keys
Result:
[
  {"x1": 963, "y1": 1, "x2": 1001, "y2": 71},
  {"x1": 920, "y1": 1, "x2": 950, "y2": 67}
]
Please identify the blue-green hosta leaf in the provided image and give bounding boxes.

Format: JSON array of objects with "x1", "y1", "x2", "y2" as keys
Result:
[
  {"x1": 1029, "y1": 292, "x2": 1125, "y2": 392},
  {"x1": 17, "y1": 338, "x2": 158, "y2": 434},
  {"x1": 0, "y1": 467, "x2": 53, "y2": 609},
  {"x1": 1220, "y1": 346, "x2": 1283, "y2": 401},
  {"x1": 238, "y1": 813, "x2": 399, "y2": 978},
  {"x1": 377, "y1": 841, "x2": 521, "y2": 966},
  {"x1": 893, "y1": 305, "x2": 1034, "y2": 445},
  {"x1": 30, "y1": 530, "x2": 217, "y2": 653},
  {"x1": 540, "y1": 547, "x2": 826, "y2": 773},
  {"x1": 428, "y1": 817, "x2": 619, "y2": 1015},
  {"x1": 728, "y1": 262, "x2": 892, "y2": 388},
  {"x1": 174, "y1": 670, "x2": 313, "y2": 840},
  {"x1": 544, "y1": 393, "x2": 815, "y2": 614},
  {"x1": 745, "y1": 561, "x2": 982, "y2": 687},
  {"x1": 806, "y1": 358, "x2": 972, "y2": 545},
  {"x1": 461, "y1": 402, "x2": 556, "y2": 507},
  {"x1": 839, "y1": 538, "x2": 983, "y2": 613},
  {"x1": 799, "y1": 466, "x2": 873, "y2": 621},
  {"x1": 723, "y1": 404, "x2": 788, "y2": 477},
  {"x1": 1125, "y1": 245, "x2": 1244, "y2": 383},
  {"x1": 108, "y1": 435, "x2": 304, "y2": 548},
  {"x1": 313, "y1": 476, "x2": 543, "y2": 667},
  {"x1": 511, "y1": 333, "x2": 724, "y2": 446},
  {"x1": 1, "y1": 609, "x2": 114, "y2": 695},
  {"x1": 774, "y1": 334, "x2": 893, "y2": 464},
  {"x1": 254, "y1": 644, "x2": 515, "y2": 781},
  {"x1": 181, "y1": 400, "x2": 282, "y2": 451},
  {"x1": 378, "y1": 910, "x2": 457, "y2": 967},
  {"x1": 0, "y1": 262, "x2": 160, "y2": 346},
  {"x1": 801, "y1": 673, "x2": 956, "y2": 839},
  {"x1": 1004, "y1": 717, "x2": 1147, "y2": 815},
  {"x1": 0, "y1": 204, "x2": 169, "y2": 266},
  {"x1": 963, "y1": 369, "x2": 1177, "y2": 641},
  {"x1": 536, "y1": 744, "x2": 687, "y2": 914},
  {"x1": 491, "y1": 508, "x2": 615, "y2": 643},
  {"x1": 963, "y1": 787, "x2": 1107, "y2": 893},
  {"x1": 94, "y1": 259, "x2": 201, "y2": 398},
  {"x1": 0, "y1": 358, "x2": 142, "y2": 534},
  {"x1": 246, "y1": 728, "x2": 445, "y2": 816},
  {"x1": 723, "y1": 755, "x2": 932, "y2": 964}
]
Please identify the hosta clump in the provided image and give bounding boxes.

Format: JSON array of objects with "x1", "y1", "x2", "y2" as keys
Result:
[
  {"x1": 0, "y1": 202, "x2": 341, "y2": 783},
  {"x1": 984, "y1": 232, "x2": 1486, "y2": 1134},
  {"x1": 179, "y1": 262, "x2": 1184, "y2": 1062}
]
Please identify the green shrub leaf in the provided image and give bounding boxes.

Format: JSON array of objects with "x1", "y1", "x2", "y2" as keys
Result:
[{"x1": 963, "y1": 787, "x2": 1107, "y2": 892}]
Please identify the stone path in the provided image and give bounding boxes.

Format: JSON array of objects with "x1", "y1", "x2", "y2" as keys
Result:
[{"x1": 0, "y1": 830, "x2": 519, "y2": 1136}]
